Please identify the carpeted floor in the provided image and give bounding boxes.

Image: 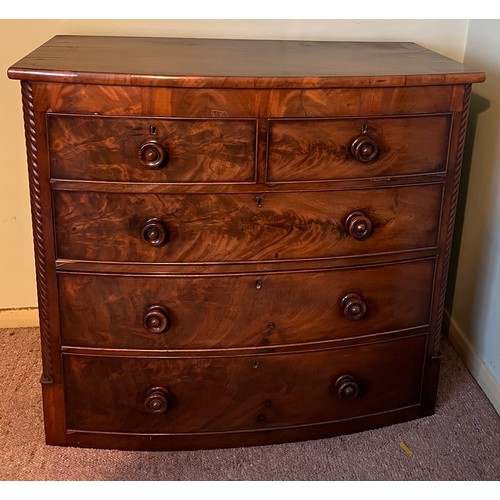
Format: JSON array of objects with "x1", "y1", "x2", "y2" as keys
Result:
[{"x1": 1, "y1": 327, "x2": 499, "y2": 481}]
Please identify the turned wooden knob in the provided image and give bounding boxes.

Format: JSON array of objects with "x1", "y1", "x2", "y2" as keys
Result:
[
  {"x1": 141, "y1": 218, "x2": 169, "y2": 247},
  {"x1": 144, "y1": 387, "x2": 170, "y2": 414},
  {"x1": 139, "y1": 140, "x2": 169, "y2": 169},
  {"x1": 341, "y1": 293, "x2": 367, "y2": 321},
  {"x1": 350, "y1": 135, "x2": 379, "y2": 163},
  {"x1": 335, "y1": 375, "x2": 360, "y2": 400},
  {"x1": 345, "y1": 211, "x2": 373, "y2": 240},
  {"x1": 143, "y1": 305, "x2": 171, "y2": 334}
]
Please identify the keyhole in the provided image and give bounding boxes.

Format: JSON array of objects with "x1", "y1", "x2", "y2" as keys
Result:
[
  {"x1": 255, "y1": 195, "x2": 263, "y2": 208},
  {"x1": 362, "y1": 123, "x2": 368, "y2": 134},
  {"x1": 150, "y1": 125, "x2": 157, "y2": 135}
]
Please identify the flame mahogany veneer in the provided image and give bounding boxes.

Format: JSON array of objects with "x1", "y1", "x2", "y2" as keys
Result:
[{"x1": 8, "y1": 36, "x2": 485, "y2": 450}]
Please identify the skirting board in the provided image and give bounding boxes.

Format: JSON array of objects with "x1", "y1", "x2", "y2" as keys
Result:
[
  {"x1": 0, "y1": 308, "x2": 39, "y2": 328},
  {"x1": 445, "y1": 309, "x2": 500, "y2": 416}
]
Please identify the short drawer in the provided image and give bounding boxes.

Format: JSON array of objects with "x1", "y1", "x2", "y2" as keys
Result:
[
  {"x1": 48, "y1": 114, "x2": 257, "y2": 183},
  {"x1": 58, "y1": 259, "x2": 434, "y2": 349},
  {"x1": 53, "y1": 184, "x2": 442, "y2": 263},
  {"x1": 267, "y1": 115, "x2": 451, "y2": 182},
  {"x1": 63, "y1": 334, "x2": 427, "y2": 434}
]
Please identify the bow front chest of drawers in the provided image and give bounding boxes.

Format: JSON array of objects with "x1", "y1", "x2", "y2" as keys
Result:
[{"x1": 8, "y1": 36, "x2": 485, "y2": 450}]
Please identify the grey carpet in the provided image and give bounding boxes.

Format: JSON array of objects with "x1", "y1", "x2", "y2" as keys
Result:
[{"x1": 1, "y1": 327, "x2": 499, "y2": 481}]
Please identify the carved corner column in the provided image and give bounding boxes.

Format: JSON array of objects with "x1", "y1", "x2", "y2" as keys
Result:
[
  {"x1": 21, "y1": 81, "x2": 53, "y2": 384},
  {"x1": 433, "y1": 83, "x2": 472, "y2": 357}
]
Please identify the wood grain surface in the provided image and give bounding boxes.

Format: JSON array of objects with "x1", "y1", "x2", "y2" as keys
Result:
[
  {"x1": 48, "y1": 114, "x2": 257, "y2": 183},
  {"x1": 62, "y1": 334, "x2": 427, "y2": 434},
  {"x1": 53, "y1": 185, "x2": 442, "y2": 263},
  {"x1": 58, "y1": 258, "x2": 434, "y2": 349},
  {"x1": 8, "y1": 36, "x2": 485, "y2": 88},
  {"x1": 267, "y1": 115, "x2": 451, "y2": 182},
  {"x1": 33, "y1": 83, "x2": 456, "y2": 118}
]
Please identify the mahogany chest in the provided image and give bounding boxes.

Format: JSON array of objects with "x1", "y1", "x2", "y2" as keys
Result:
[{"x1": 8, "y1": 36, "x2": 485, "y2": 450}]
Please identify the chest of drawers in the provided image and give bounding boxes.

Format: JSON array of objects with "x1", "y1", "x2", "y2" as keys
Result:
[{"x1": 8, "y1": 36, "x2": 485, "y2": 450}]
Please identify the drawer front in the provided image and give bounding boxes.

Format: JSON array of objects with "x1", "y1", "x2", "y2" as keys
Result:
[
  {"x1": 58, "y1": 259, "x2": 434, "y2": 349},
  {"x1": 48, "y1": 114, "x2": 257, "y2": 183},
  {"x1": 53, "y1": 185, "x2": 442, "y2": 263},
  {"x1": 39, "y1": 83, "x2": 454, "y2": 117},
  {"x1": 63, "y1": 334, "x2": 426, "y2": 433},
  {"x1": 267, "y1": 115, "x2": 451, "y2": 182}
]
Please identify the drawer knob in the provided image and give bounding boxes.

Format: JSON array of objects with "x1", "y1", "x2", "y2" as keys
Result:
[
  {"x1": 351, "y1": 135, "x2": 379, "y2": 163},
  {"x1": 139, "y1": 140, "x2": 169, "y2": 169},
  {"x1": 143, "y1": 305, "x2": 171, "y2": 334},
  {"x1": 144, "y1": 387, "x2": 170, "y2": 414},
  {"x1": 345, "y1": 211, "x2": 373, "y2": 240},
  {"x1": 341, "y1": 293, "x2": 367, "y2": 321},
  {"x1": 141, "y1": 218, "x2": 169, "y2": 247},
  {"x1": 335, "y1": 375, "x2": 360, "y2": 400}
]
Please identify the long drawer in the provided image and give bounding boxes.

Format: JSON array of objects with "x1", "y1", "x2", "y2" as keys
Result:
[
  {"x1": 53, "y1": 184, "x2": 442, "y2": 263},
  {"x1": 63, "y1": 334, "x2": 427, "y2": 434},
  {"x1": 58, "y1": 259, "x2": 434, "y2": 349},
  {"x1": 48, "y1": 114, "x2": 258, "y2": 183}
]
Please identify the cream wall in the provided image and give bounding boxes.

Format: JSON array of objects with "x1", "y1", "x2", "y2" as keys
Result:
[
  {"x1": 0, "y1": 19, "x2": 469, "y2": 316},
  {"x1": 447, "y1": 19, "x2": 500, "y2": 413}
]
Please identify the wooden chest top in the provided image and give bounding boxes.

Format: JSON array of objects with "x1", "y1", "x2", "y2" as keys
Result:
[{"x1": 8, "y1": 35, "x2": 485, "y2": 87}]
